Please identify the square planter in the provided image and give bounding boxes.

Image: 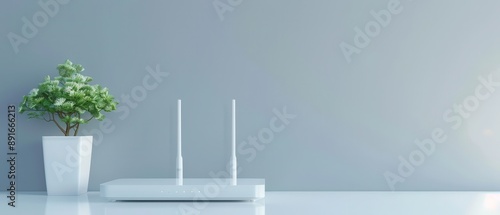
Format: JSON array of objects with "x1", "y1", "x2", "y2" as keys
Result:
[{"x1": 42, "y1": 136, "x2": 93, "y2": 195}]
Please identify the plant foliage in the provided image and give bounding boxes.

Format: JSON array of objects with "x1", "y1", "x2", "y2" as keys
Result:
[{"x1": 19, "y1": 60, "x2": 118, "y2": 136}]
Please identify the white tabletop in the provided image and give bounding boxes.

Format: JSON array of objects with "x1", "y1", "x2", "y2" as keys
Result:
[{"x1": 1, "y1": 191, "x2": 500, "y2": 215}]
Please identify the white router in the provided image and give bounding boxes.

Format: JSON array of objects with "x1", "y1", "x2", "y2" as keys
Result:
[{"x1": 100, "y1": 100, "x2": 265, "y2": 201}]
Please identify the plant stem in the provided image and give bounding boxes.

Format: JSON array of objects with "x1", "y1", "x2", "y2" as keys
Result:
[
  {"x1": 51, "y1": 113, "x2": 65, "y2": 134},
  {"x1": 65, "y1": 121, "x2": 70, "y2": 136},
  {"x1": 74, "y1": 123, "x2": 80, "y2": 136},
  {"x1": 73, "y1": 112, "x2": 81, "y2": 136}
]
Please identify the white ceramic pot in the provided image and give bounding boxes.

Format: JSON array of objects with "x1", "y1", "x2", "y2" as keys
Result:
[{"x1": 42, "y1": 136, "x2": 93, "y2": 196}]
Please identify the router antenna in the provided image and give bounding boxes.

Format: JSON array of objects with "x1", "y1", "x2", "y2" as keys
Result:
[
  {"x1": 177, "y1": 99, "x2": 183, "y2": 185},
  {"x1": 231, "y1": 99, "x2": 237, "y2": 185}
]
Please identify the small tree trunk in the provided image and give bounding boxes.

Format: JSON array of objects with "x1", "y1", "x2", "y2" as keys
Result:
[
  {"x1": 74, "y1": 123, "x2": 80, "y2": 136},
  {"x1": 65, "y1": 122, "x2": 70, "y2": 136}
]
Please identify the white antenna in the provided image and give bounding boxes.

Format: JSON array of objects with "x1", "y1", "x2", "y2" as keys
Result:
[
  {"x1": 231, "y1": 99, "x2": 237, "y2": 185},
  {"x1": 177, "y1": 99, "x2": 183, "y2": 185}
]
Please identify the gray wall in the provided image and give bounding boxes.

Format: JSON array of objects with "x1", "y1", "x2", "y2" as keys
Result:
[{"x1": 2, "y1": 0, "x2": 500, "y2": 191}]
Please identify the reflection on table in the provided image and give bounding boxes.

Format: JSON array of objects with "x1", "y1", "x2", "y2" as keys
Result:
[{"x1": 2, "y1": 191, "x2": 500, "y2": 215}]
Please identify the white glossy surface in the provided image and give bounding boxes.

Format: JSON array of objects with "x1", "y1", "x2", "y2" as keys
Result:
[{"x1": 1, "y1": 191, "x2": 500, "y2": 215}]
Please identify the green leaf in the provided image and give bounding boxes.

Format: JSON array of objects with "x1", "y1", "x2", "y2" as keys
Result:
[
  {"x1": 19, "y1": 59, "x2": 119, "y2": 136},
  {"x1": 54, "y1": 98, "x2": 66, "y2": 106}
]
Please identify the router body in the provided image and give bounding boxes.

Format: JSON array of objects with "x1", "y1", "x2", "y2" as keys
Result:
[
  {"x1": 101, "y1": 178, "x2": 265, "y2": 201},
  {"x1": 100, "y1": 100, "x2": 265, "y2": 201}
]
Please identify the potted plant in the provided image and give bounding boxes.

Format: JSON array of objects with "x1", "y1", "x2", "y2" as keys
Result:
[{"x1": 19, "y1": 60, "x2": 118, "y2": 195}]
